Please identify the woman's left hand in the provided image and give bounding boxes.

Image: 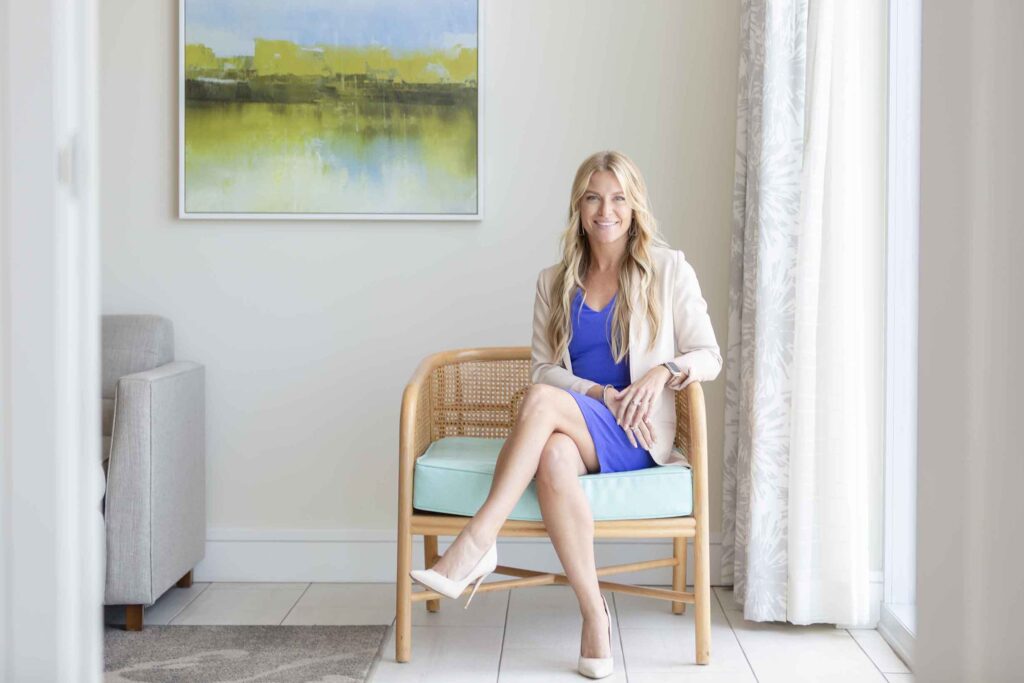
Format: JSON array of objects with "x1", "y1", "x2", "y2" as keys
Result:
[{"x1": 614, "y1": 366, "x2": 673, "y2": 432}]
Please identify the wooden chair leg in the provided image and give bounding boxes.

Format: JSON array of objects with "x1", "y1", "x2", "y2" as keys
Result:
[
  {"x1": 396, "y1": 529, "x2": 413, "y2": 662},
  {"x1": 176, "y1": 570, "x2": 193, "y2": 588},
  {"x1": 672, "y1": 536, "x2": 687, "y2": 614},
  {"x1": 424, "y1": 535, "x2": 440, "y2": 612},
  {"x1": 124, "y1": 605, "x2": 143, "y2": 631},
  {"x1": 694, "y1": 523, "x2": 711, "y2": 664}
]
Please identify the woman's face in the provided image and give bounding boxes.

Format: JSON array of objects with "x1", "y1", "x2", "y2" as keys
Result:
[{"x1": 579, "y1": 170, "x2": 633, "y2": 247}]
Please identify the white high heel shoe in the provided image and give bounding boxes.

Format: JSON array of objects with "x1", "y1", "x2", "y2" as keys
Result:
[
  {"x1": 409, "y1": 541, "x2": 497, "y2": 609},
  {"x1": 578, "y1": 595, "x2": 614, "y2": 679}
]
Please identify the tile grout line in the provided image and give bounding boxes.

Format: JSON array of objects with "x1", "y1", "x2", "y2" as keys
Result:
[
  {"x1": 166, "y1": 582, "x2": 212, "y2": 625},
  {"x1": 495, "y1": 589, "x2": 512, "y2": 683},
  {"x1": 713, "y1": 587, "x2": 761, "y2": 683},
  {"x1": 278, "y1": 582, "x2": 313, "y2": 625},
  {"x1": 847, "y1": 628, "x2": 893, "y2": 680}
]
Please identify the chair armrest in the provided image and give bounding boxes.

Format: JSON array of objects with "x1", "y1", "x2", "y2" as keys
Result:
[
  {"x1": 104, "y1": 361, "x2": 205, "y2": 605},
  {"x1": 675, "y1": 381, "x2": 709, "y2": 526}
]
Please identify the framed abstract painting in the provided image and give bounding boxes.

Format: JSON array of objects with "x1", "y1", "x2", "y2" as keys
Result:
[{"x1": 179, "y1": 0, "x2": 482, "y2": 220}]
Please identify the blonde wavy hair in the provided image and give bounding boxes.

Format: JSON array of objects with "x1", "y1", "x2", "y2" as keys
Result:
[{"x1": 547, "y1": 150, "x2": 670, "y2": 364}]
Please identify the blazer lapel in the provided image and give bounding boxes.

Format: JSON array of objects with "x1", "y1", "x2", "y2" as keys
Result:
[{"x1": 627, "y1": 290, "x2": 649, "y2": 382}]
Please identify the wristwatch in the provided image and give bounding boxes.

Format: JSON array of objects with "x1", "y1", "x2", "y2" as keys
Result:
[{"x1": 662, "y1": 361, "x2": 682, "y2": 376}]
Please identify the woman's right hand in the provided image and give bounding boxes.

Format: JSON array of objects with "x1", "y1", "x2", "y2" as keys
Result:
[{"x1": 604, "y1": 386, "x2": 655, "y2": 451}]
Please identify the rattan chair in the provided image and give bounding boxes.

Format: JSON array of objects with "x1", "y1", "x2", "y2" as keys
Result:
[{"x1": 395, "y1": 347, "x2": 712, "y2": 664}]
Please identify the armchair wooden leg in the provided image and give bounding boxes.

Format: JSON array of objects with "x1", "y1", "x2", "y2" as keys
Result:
[
  {"x1": 672, "y1": 537, "x2": 687, "y2": 615},
  {"x1": 176, "y1": 570, "x2": 193, "y2": 588},
  {"x1": 694, "y1": 524, "x2": 711, "y2": 664},
  {"x1": 424, "y1": 535, "x2": 440, "y2": 613},
  {"x1": 396, "y1": 529, "x2": 413, "y2": 662},
  {"x1": 125, "y1": 605, "x2": 143, "y2": 631}
]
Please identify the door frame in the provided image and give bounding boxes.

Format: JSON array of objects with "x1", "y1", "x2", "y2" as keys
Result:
[{"x1": 0, "y1": 0, "x2": 103, "y2": 679}]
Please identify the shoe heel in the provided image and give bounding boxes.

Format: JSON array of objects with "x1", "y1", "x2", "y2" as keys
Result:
[{"x1": 464, "y1": 573, "x2": 486, "y2": 609}]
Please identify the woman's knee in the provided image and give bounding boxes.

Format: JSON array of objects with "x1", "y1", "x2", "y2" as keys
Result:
[
  {"x1": 519, "y1": 383, "x2": 581, "y2": 430},
  {"x1": 536, "y1": 434, "x2": 583, "y2": 489},
  {"x1": 518, "y1": 384, "x2": 563, "y2": 423}
]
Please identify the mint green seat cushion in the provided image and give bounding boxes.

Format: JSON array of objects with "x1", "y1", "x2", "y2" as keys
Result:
[{"x1": 413, "y1": 437, "x2": 692, "y2": 521}]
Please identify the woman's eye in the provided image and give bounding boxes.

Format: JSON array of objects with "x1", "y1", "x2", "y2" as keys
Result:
[{"x1": 615, "y1": 196, "x2": 625, "y2": 201}]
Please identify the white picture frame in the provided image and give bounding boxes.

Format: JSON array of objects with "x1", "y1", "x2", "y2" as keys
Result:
[{"x1": 177, "y1": 0, "x2": 483, "y2": 221}]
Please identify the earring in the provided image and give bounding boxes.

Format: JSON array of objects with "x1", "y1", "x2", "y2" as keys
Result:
[
  {"x1": 578, "y1": 226, "x2": 585, "y2": 237},
  {"x1": 628, "y1": 225, "x2": 636, "y2": 237}
]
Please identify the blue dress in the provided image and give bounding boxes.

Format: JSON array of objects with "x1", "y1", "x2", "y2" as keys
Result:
[{"x1": 563, "y1": 289, "x2": 658, "y2": 474}]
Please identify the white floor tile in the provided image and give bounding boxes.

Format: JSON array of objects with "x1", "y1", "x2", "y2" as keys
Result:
[
  {"x1": 617, "y1": 591, "x2": 755, "y2": 678},
  {"x1": 104, "y1": 583, "x2": 210, "y2": 626},
  {"x1": 503, "y1": 586, "x2": 622, "y2": 653},
  {"x1": 849, "y1": 628, "x2": 911, "y2": 674},
  {"x1": 715, "y1": 588, "x2": 886, "y2": 683},
  {"x1": 412, "y1": 586, "x2": 509, "y2": 628},
  {"x1": 629, "y1": 672, "x2": 761, "y2": 683},
  {"x1": 498, "y1": 646, "x2": 627, "y2": 682},
  {"x1": 371, "y1": 623, "x2": 504, "y2": 682},
  {"x1": 169, "y1": 582, "x2": 308, "y2": 625},
  {"x1": 283, "y1": 582, "x2": 396, "y2": 625}
]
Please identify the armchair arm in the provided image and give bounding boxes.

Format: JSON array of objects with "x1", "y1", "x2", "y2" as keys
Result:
[{"x1": 104, "y1": 361, "x2": 205, "y2": 605}]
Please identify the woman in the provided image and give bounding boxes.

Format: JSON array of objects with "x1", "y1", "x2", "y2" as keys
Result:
[{"x1": 411, "y1": 150, "x2": 722, "y2": 679}]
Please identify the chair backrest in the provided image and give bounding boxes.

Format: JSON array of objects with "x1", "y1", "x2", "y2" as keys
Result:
[
  {"x1": 430, "y1": 356, "x2": 532, "y2": 440},
  {"x1": 101, "y1": 315, "x2": 174, "y2": 400},
  {"x1": 412, "y1": 347, "x2": 695, "y2": 460}
]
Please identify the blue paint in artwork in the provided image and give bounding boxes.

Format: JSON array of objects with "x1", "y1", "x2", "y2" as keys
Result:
[{"x1": 185, "y1": 0, "x2": 477, "y2": 57}]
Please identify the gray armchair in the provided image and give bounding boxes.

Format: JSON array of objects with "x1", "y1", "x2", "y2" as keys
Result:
[{"x1": 101, "y1": 315, "x2": 206, "y2": 630}]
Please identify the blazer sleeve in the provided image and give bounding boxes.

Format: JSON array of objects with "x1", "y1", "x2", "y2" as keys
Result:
[
  {"x1": 530, "y1": 270, "x2": 600, "y2": 395},
  {"x1": 667, "y1": 250, "x2": 723, "y2": 391}
]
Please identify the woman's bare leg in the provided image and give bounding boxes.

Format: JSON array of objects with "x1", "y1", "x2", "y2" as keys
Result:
[
  {"x1": 430, "y1": 384, "x2": 597, "y2": 579},
  {"x1": 535, "y1": 433, "x2": 610, "y2": 659}
]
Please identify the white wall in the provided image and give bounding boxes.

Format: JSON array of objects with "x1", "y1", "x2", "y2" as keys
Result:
[{"x1": 917, "y1": 1, "x2": 1024, "y2": 680}]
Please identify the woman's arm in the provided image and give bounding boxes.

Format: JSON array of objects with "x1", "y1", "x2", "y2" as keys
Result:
[
  {"x1": 666, "y1": 250, "x2": 723, "y2": 391},
  {"x1": 530, "y1": 270, "x2": 602, "y2": 396}
]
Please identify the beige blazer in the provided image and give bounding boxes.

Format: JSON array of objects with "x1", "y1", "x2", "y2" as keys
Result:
[{"x1": 530, "y1": 246, "x2": 722, "y2": 465}]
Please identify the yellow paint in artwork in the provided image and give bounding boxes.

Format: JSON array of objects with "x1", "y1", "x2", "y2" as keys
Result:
[
  {"x1": 184, "y1": 43, "x2": 219, "y2": 70},
  {"x1": 184, "y1": 101, "x2": 477, "y2": 213},
  {"x1": 186, "y1": 40, "x2": 477, "y2": 85},
  {"x1": 253, "y1": 39, "x2": 329, "y2": 76}
]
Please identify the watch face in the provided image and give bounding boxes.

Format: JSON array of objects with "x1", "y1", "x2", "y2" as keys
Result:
[{"x1": 665, "y1": 361, "x2": 681, "y2": 375}]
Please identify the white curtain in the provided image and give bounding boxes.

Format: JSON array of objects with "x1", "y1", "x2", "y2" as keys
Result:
[{"x1": 722, "y1": 0, "x2": 886, "y2": 626}]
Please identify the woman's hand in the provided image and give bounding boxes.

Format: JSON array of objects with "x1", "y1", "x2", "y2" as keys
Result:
[
  {"x1": 604, "y1": 387, "x2": 656, "y2": 450},
  {"x1": 613, "y1": 366, "x2": 674, "y2": 442}
]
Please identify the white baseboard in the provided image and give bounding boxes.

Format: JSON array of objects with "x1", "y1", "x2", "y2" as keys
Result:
[
  {"x1": 195, "y1": 527, "x2": 724, "y2": 585},
  {"x1": 877, "y1": 602, "x2": 915, "y2": 670}
]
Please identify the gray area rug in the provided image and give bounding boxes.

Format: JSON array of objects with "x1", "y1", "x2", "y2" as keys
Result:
[{"x1": 104, "y1": 625, "x2": 387, "y2": 682}]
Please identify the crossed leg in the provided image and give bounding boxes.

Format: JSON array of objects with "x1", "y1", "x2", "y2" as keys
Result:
[
  {"x1": 427, "y1": 383, "x2": 611, "y2": 658},
  {"x1": 535, "y1": 432, "x2": 612, "y2": 659}
]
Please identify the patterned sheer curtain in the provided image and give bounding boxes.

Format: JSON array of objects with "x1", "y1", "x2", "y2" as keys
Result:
[{"x1": 721, "y1": 0, "x2": 886, "y2": 626}]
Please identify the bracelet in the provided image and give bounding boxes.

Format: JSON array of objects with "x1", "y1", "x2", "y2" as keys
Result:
[{"x1": 601, "y1": 384, "x2": 613, "y2": 407}]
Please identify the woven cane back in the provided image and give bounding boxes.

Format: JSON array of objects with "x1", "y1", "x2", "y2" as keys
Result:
[
  {"x1": 409, "y1": 351, "x2": 692, "y2": 460},
  {"x1": 430, "y1": 359, "x2": 532, "y2": 440}
]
